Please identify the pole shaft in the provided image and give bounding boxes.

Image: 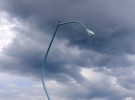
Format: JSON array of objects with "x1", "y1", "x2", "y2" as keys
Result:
[{"x1": 42, "y1": 23, "x2": 60, "y2": 100}]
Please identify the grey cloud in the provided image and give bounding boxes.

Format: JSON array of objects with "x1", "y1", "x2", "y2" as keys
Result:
[
  {"x1": 2, "y1": 0, "x2": 135, "y2": 55},
  {"x1": 47, "y1": 67, "x2": 135, "y2": 100},
  {"x1": 1, "y1": 0, "x2": 135, "y2": 99}
]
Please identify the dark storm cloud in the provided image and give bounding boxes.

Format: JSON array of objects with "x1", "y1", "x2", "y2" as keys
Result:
[
  {"x1": 2, "y1": 0, "x2": 135, "y2": 55},
  {"x1": 3, "y1": 0, "x2": 135, "y2": 56}
]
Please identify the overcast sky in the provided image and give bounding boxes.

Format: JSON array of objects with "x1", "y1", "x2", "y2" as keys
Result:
[{"x1": 0, "y1": 0, "x2": 135, "y2": 100}]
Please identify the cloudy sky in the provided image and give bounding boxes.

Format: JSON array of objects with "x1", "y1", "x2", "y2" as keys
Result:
[{"x1": 0, "y1": 0, "x2": 135, "y2": 100}]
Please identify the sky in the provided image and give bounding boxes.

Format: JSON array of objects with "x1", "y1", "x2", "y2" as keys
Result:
[{"x1": 0, "y1": 0, "x2": 135, "y2": 100}]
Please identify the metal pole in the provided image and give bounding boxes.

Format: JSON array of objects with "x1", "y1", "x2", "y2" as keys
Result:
[
  {"x1": 41, "y1": 21, "x2": 60, "y2": 100},
  {"x1": 41, "y1": 21, "x2": 94, "y2": 100}
]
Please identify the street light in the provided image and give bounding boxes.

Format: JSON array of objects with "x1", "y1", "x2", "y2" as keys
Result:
[{"x1": 41, "y1": 21, "x2": 95, "y2": 100}]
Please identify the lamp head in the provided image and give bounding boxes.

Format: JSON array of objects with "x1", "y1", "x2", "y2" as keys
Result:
[{"x1": 86, "y1": 29, "x2": 95, "y2": 37}]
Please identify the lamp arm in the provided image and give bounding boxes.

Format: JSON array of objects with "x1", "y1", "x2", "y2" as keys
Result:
[{"x1": 59, "y1": 21, "x2": 87, "y2": 29}]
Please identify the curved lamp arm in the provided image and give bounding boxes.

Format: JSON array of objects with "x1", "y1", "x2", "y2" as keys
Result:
[
  {"x1": 41, "y1": 21, "x2": 95, "y2": 100},
  {"x1": 59, "y1": 21, "x2": 95, "y2": 36}
]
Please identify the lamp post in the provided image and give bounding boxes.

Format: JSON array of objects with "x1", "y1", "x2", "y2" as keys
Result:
[{"x1": 41, "y1": 21, "x2": 95, "y2": 100}]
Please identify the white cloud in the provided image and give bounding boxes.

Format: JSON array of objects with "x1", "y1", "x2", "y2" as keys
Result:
[
  {"x1": 0, "y1": 11, "x2": 17, "y2": 52},
  {"x1": 0, "y1": 72, "x2": 45, "y2": 100},
  {"x1": 126, "y1": 54, "x2": 135, "y2": 62},
  {"x1": 124, "y1": 97, "x2": 134, "y2": 100}
]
